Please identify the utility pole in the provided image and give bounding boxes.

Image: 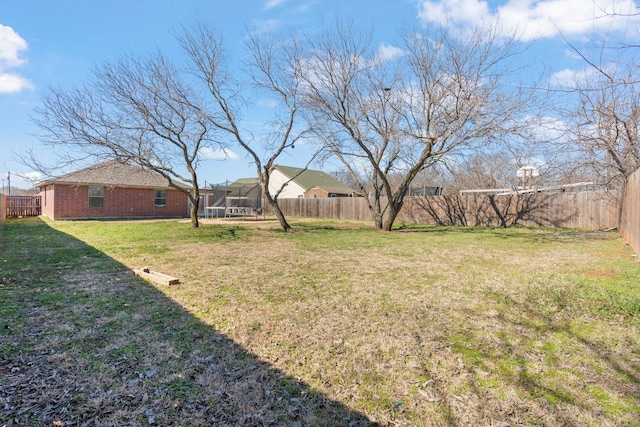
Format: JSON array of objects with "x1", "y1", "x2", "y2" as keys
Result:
[{"x1": 7, "y1": 172, "x2": 10, "y2": 196}]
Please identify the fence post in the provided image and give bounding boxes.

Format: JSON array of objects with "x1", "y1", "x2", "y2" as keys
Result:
[{"x1": 0, "y1": 193, "x2": 6, "y2": 226}]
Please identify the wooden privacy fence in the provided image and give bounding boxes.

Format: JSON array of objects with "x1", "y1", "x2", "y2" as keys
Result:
[
  {"x1": 620, "y1": 169, "x2": 640, "y2": 256},
  {"x1": 268, "y1": 190, "x2": 619, "y2": 230},
  {"x1": 274, "y1": 196, "x2": 374, "y2": 222},
  {"x1": 6, "y1": 195, "x2": 41, "y2": 218},
  {"x1": 399, "y1": 191, "x2": 618, "y2": 229}
]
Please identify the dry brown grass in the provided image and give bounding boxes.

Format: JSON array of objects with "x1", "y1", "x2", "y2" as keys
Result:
[{"x1": 2, "y1": 217, "x2": 639, "y2": 426}]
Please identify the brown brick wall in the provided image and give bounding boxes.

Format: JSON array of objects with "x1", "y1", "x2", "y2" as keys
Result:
[
  {"x1": 40, "y1": 185, "x2": 55, "y2": 219},
  {"x1": 304, "y1": 187, "x2": 329, "y2": 198},
  {"x1": 44, "y1": 185, "x2": 188, "y2": 219}
]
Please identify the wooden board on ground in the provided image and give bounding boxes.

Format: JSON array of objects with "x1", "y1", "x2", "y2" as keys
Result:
[{"x1": 134, "y1": 267, "x2": 180, "y2": 286}]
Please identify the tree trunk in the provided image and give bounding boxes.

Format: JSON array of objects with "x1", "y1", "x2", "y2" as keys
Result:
[
  {"x1": 368, "y1": 193, "x2": 400, "y2": 231},
  {"x1": 617, "y1": 179, "x2": 627, "y2": 231},
  {"x1": 190, "y1": 202, "x2": 199, "y2": 228},
  {"x1": 373, "y1": 213, "x2": 384, "y2": 230},
  {"x1": 271, "y1": 201, "x2": 292, "y2": 232},
  {"x1": 261, "y1": 175, "x2": 293, "y2": 232},
  {"x1": 381, "y1": 203, "x2": 401, "y2": 231},
  {"x1": 190, "y1": 187, "x2": 200, "y2": 228}
]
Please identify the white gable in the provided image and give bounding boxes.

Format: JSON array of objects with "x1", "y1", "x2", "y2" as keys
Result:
[{"x1": 269, "y1": 169, "x2": 306, "y2": 198}]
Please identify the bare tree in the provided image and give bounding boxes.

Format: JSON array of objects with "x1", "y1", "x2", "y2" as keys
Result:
[
  {"x1": 558, "y1": 58, "x2": 640, "y2": 190},
  {"x1": 30, "y1": 23, "x2": 319, "y2": 231},
  {"x1": 181, "y1": 24, "x2": 315, "y2": 232},
  {"x1": 548, "y1": 4, "x2": 640, "y2": 192},
  {"x1": 442, "y1": 137, "x2": 571, "y2": 194},
  {"x1": 329, "y1": 167, "x2": 362, "y2": 192},
  {"x1": 443, "y1": 152, "x2": 515, "y2": 193},
  {"x1": 31, "y1": 52, "x2": 217, "y2": 228},
  {"x1": 301, "y1": 23, "x2": 537, "y2": 231}
]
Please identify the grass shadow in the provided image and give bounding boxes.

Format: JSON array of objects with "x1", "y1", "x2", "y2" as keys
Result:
[
  {"x1": 440, "y1": 287, "x2": 640, "y2": 426},
  {"x1": 0, "y1": 218, "x2": 379, "y2": 426}
]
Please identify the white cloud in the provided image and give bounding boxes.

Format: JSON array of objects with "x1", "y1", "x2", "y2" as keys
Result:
[
  {"x1": 264, "y1": 0, "x2": 286, "y2": 9},
  {"x1": 375, "y1": 43, "x2": 404, "y2": 62},
  {"x1": 417, "y1": 0, "x2": 640, "y2": 41},
  {"x1": 533, "y1": 115, "x2": 569, "y2": 141},
  {"x1": 21, "y1": 171, "x2": 43, "y2": 182},
  {"x1": 419, "y1": 0, "x2": 491, "y2": 27},
  {"x1": 0, "y1": 24, "x2": 27, "y2": 68},
  {"x1": 257, "y1": 98, "x2": 280, "y2": 108},
  {"x1": 549, "y1": 64, "x2": 614, "y2": 87},
  {"x1": 0, "y1": 24, "x2": 33, "y2": 93},
  {"x1": 549, "y1": 68, "x2": 586, "y2": 87},
  {"x1": 3, "y1": 170, "x2": 42, "y2": 186},
  {"x1": 0, "y1": 72, "x2": 34, "y2": 93},
  {"x1": 200, "y1": 146, "x2": 240, "y2": 160}
]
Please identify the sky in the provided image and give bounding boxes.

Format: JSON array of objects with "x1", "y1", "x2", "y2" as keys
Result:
[{"x1": 1, "y1": 0, "x2": 639, "y2": 189}]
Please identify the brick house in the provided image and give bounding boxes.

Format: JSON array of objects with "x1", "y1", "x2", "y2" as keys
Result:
[{"x1": 36, "y1": 160, "x2": 189, "y2": 220}]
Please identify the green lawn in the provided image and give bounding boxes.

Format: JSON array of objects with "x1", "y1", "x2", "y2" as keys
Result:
[{"x1": 1, "y1": 217, "x2": 639, "y2": 426}]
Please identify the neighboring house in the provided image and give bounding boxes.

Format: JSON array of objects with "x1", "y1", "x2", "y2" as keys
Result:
[
  {"x1": 35, "y1": 160, "x2": 189, "y2": 220},
  {"x1": 269, "y1": 165, "x2": 356, "y2": 198}
]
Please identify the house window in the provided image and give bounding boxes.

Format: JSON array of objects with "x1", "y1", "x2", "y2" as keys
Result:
[
  {"x1": 329, "y1": 193, "x2": 337, "y2": 198},
  {"x1": 88, "y1": 186, "x2": 104, "y2": 208},
  {"x1": 154, "y1": 190, "x2": 166, "y2": 207}
]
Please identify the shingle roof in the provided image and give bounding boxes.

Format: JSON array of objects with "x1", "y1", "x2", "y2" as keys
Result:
[
  {"x1": 229, "y1": 178, "x2": 260, "y2": 188},
  {"x1": 307, "y1": 185, "x2": 354, "y2": 195},
  {"x1": 36, "y1": 160, "x2": 185, "y2": 189},
  {"x1": 274, "y1": 165, "x2": 354, "y2": 193}
]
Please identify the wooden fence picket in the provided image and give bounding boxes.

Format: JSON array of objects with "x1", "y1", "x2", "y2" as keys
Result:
[{"x1": 6, "y1": 195, "x2": 41, "y2": 218}]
